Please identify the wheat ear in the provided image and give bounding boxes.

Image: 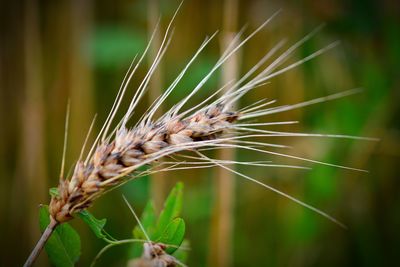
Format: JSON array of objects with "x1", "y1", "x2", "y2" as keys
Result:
[{"x1": 24, "y1": 8, "x2": 378, "y2": 266}]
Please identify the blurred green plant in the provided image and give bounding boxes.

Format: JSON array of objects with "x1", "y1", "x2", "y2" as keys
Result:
[{"x1": 130, "y1": 182, "x2": 185, "y2": 257}]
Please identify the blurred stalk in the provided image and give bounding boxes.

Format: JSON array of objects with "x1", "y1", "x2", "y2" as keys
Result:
[
  {"x1": 0, "y1": 3, "x2": 5, "y2": 257},
  {"x1": 13, "y1": 0, "x2": 47, "y2": 263},
  {"x1": 148, "y1": 0, "x2": 167, "y2": 210},
  {"x1": 209, "y1": 0, "x2": 240, "y2": 266}
]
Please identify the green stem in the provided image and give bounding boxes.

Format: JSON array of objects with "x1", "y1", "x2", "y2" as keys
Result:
[
  {"x1": 90, "y1": 239, "x2": 145, "y2": 267},
  {"x1": 24, "y1": 217, "x2": 59, "y2": 267}
]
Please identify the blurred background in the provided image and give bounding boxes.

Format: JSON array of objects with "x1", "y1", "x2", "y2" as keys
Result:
[{"x1": 0, "y1": 0, "x2": 399, "y2": 266}]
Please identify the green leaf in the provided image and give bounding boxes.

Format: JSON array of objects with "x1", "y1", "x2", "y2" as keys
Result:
[
  {"x1": 156, "y1": 182, "x2": 183, "y2": 236},
  {"x1": 49, "y1": 187, "x2": 59, "y2": 198},
  {"x1": 77, "y1": 210, "x2": 107, "y2": 240},
  {"x1": 39, "y1": 205, "x2": 81, "y2": 267},
  {"x1": 130, "y1": 201, "x2": 157, "y2": 259},
  {"x1": 129, "y1": 182, "x2": 185, "y2": 259},
  {"x1": 156, "y1": 218, "x2": 185, "y2": 254},
  {"x1": 133, "y1": 201, "x2": 157, "y2": 239}
]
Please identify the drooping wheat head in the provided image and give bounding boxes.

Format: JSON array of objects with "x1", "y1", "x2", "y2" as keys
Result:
[{"x1": 48, "y1": 9, "x2": 375, "y2": 228}]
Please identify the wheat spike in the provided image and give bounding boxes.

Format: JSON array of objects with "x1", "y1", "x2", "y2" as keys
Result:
[
  {"x1": 48, "y1": 12, "x2": 375, "y2": 224},
  {"x1": 49, "y1": 102, "x2": 241, "y2": 222}
]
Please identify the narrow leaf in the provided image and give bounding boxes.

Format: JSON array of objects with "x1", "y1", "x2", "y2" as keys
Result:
[
  {"x1": 77, "y1": 210, "x2": 107, "y2": 240},
  {"x1": 142, "y1": 201, "x2": 158, "y2": 236},
  {"x1": 156, "y1": 182, "x2": 183, "y2": 236},
  {"x1": 39, "y1": 205, "x2": 81, "y2": 267},
  {"x1": 130, "y1": 201, "x2": 157, "y2": 259},
  {"x1": 132, "y1": 201, "x2": 157, "y2": 239}
]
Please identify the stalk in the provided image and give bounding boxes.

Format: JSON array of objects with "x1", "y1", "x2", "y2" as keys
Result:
[
  {"x1": 209, "y1": 0, "x2": 239, "y2": 266},
  {"x1": 24, "y1": 217, "x2": 59, "y2": 267},
  {"x1": 148, "y1": 0, "x2": 167, "y2": 209}
]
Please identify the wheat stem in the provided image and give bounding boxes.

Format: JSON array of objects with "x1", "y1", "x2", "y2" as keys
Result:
[{"x1": 24, "y1": 216, "x2": 59, "y2": 267}]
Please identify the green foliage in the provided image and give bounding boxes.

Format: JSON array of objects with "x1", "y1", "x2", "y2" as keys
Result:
[
  {"x1": 132, "y1": 201, "x2": 157, "y2": 240},
  {"x1": 77, "y1": 210, "x2": 109, "y2": 241},
  {"x1": 130, "y1": 182, "x2": 186, "y2": 258},
  {"x1": 156, "y1": 218, "x2": 185, "y2": 254},
  {"x1": 73, "y1": 182, "x2": 188, "y2": 265},
  {"x1": 39, "y1": 206, "x2": 81, "y2": 267},
  {"x1": 156, "y1": 182, "x2": 183, "y2": 236}
]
